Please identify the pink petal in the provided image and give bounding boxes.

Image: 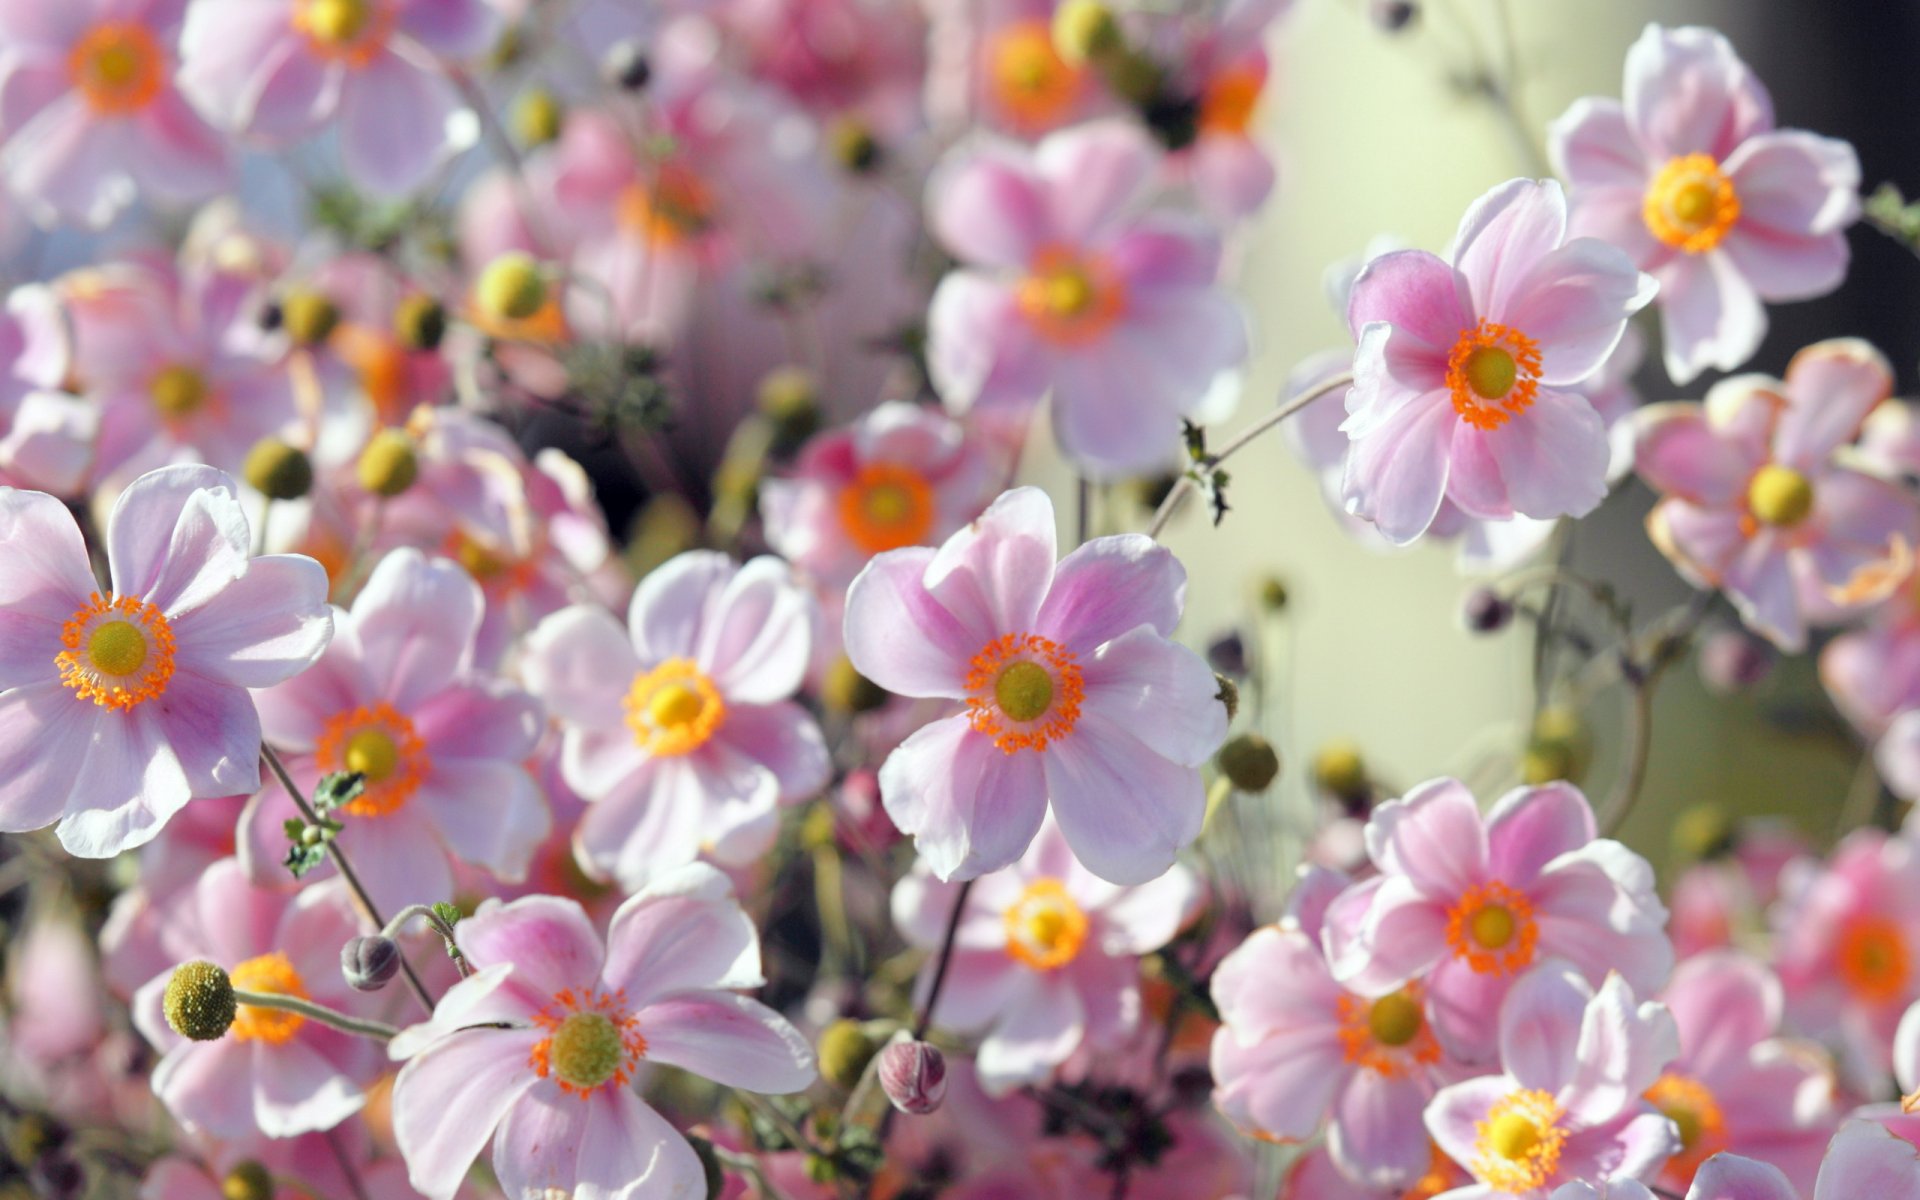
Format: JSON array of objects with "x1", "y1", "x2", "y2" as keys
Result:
[
  {"x1": 1485, "y1": 782, "x2": 1597, "y2": 888},
  {"x1": 151, "y1": 1038, "x2": 256, "y2": 1138},
  {"x1": 694, "y1": 556, "x2": 812, "y2": 704},
  {"x1": 106, "y1": 465, "x2": 249, "y2": 615},
  {"x1": 572, "y1": 755, "x2": 709, "y2": 890},
  {"x1": 337, "y1": 51, "x2": 457, "y2": 197},
  {"x1": 878, "y1": 714, "x2": 1048, "y2": 882},
  {"x1": 398, "y1": 0, "x2": 498, "y2": 56},
  {"x1": 1549, "y1": 97, "x2": 1649, "y2": 190},
  {"x1": 1035, "y1": 534, "x2": 1184, "y2": 652},
  {"x1": 843, "y1": 547, "x2": 982, "y2": 700},
  {"x1": 1691, "y1": 1154, "x2": 1798, "y2": 1200},
  {"x1": 1327, "y1": 874, "x2": 1449, "y2": 995},
  {"x1": 635, "y1": 992, "x2": 814, "y2": 1093},
  {"x1": 1657, "y1": 252, "x2": 1766, "y2": 386},
  {"x1": 493, "y1": 1084, "x2": 705, "y2": 1200},
  {"x1": 252, "y1": 1036, "x2": 365, "y2": 1136},
  {"x1": 1328, "y1": 1068, "x2": 1435, "y2": 1189},
  {"x1": 1500, "y1": 239, "x2": 1653, "y2": 386},
  {"x1": 522, "y1": 605, "x2": 640, "y2": 734},
  {"x1": 975, "y1": 971, "x2": 1084, "y2": 1094},
  {"x1": 1662, "y1": 950, "x2": 1780, "y2": 1082},
  {"x1": 1423, "y1": 1074, "x2": 1511, "y2": 1173},
  {"x1": 1633, "y1": 404, "x2": 1764, "y2": 506},
  {"x1": 413, "y1": 758, "x2": 549, "y2": 880},
  {"x1": 1340, "y1": 388, "x2": 1454, "y2": 546},
  {"x1": 1043, "y1": 715, "x2": 1202, "y2": 885},
  {"x1": 627, "y1": 551, "x2": 732, "y2": 667},
  {"x1": 1106, "y1": 215, "x2": 1224, "y2": 290},
  {"x1": 1479, "y1": 387, "x2": 1611, "y2": 520},
  {"x1": 0, "y1": 487, "x2": 94, "y2": 666},
  {"x1": 923, "y1": 486, "x2": 1057, "y2": 636},
  {"x1": 711, "y1": 702, "x2": 829, "y2": 802},
  {"x1": 170, "y1": 554, "x2": 333, "y2": 688},
  {"x1": 1622, "y1": 24, "x2": 1774, "y2": 161},
  {"x1": 1450, "y1": 179, "x2": 1570, "y2": 322},
  {"x1": 454, "y1": 895, "x2": 604, "y2": 998},
  {"x1": 153, "y1": 671, "x2": 263, "y2": 798},
  {"x1": 602, "y1": 863, "x2": 764, "y2": 1008},
  {"x1": 349, "y1": 549, "x2": 480, "y2": 708},
  {"x1": 925, "y1": 272, "x2": 1049, "y2": 416},
  {"x1": 1498, "y1": 962, "x2": 1590, "y2": 1097},
  {"x1": 1072, "y1": 625, "x2": 1225, "y2": 767},
  {"x1": 1365, "y1": 778, "x2": 1489, "y2": 900},
  {"x1": 1033, "y1": 119, "x2": 1161, "y2": 243},
  {"x1": 128, "y1": 91, "x2": 231, "y2": 203},
  {"x1": 1773, "y1": 339, "x2": 1893, "y2": 470},
  {"x1": 929, "y1": 143, "x2": 1053, "y2": 270},
  {"x1": 1722, "y1": 533, "x2": 1804, "y2": 650},
  {"x1": 1814, "y1": 1120, "x2": 1920, "y2": 1200},
  {"x1": 1724, "y1": 130, "x2": 1860, "y2": 240},
  {"x1": 54, "y1": 704, "x2": 192, "y2": 857},
  {"x1": 393, "y1": 1027, "x2": 541, "y2": 1200},
  {"x1": 1210, "y1": 1020, "x2": 1349, "y2": 1141},
  {"x1": 1345, "y1": 249, "x2": 1471, "y2": 350}
]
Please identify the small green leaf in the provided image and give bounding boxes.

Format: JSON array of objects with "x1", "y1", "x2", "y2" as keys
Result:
[{"x1": 313, "y1": 771, "x2": 367, "y2": 813}]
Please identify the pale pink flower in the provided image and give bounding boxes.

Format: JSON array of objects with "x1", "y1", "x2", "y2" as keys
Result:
[
  {"x1": 1820, "y1": 573, "x2": 1920, "y2": 799},
  {"x1": 522, "y1": 550, "x2": 829, "y2": 891},
  {"x1": 843, "y1": 486, "x2": 1226, "y2": 883},
  {"x1": 239, "y1": 548, "x2": 548, "y2": 913},
  {"x1": 1809, "y1": 1121, "x2": 1920, "y2": 1200},
  {"x1": 388, "y1": 866, "x2": 815, "y2": 1200},
  {"x1": 307, "y1": 252, "x2": 454, "y2": 430},
  {"x1": 1211, "y1": 867, "x2": 1454, "y2": 1190},
  {"x1": 891, "y1": 817, "x2": 1199, "y2": 1094},
  {"x1": 1635, "y1": 339, "x2": 1917, "y2": 652},
  {"x1": 1423, "y1": 964, "x2": 1681, "y2": 1198},
  {"x1": 0, "y1": 285, "x2": 94, "y2": 495},
  {"x1": 722, "y1": 0, "x2": 929, "y2": 131},
  {"x1": 1646, "y1": 951, "x2": 1835, "y2": 1194},
  {"x1": 0, "y1": 0, "x2": 229, "y2": 228},
  {"x1": 925, "y1": 120, "x2": 1248, "y2": 477},
  {"x1": 1152, "y1": 0, "x2": 1292, "y2": 222},
  {"x1": 923, "y1": 0, "x2": 1100, "y2": 137},
  {"x1": 0, "y1": 465, "x2": 331, "y2": 856},
  {"x1": 1323, "y1": 779, "x2": 1672, "y2": 1064},
  {"x1": 1550, "y1": 24, "x2": 1859, "y2": 384},
  {"x1": 760, "y1": 401, "x2": 996, "y2": 592},
  {"x1": 178, "y1": 0, "x2": 497, "y2": 196},
  {"x1": 1339, "y1": 178, "x2": 1655, "y2": 544},
  {"x1": 1773, "y1": 830, "x2": 1920, "y2": 1095},
  {"x1": 131, "y1": 860, "x2": 378, "y2": 1137}
]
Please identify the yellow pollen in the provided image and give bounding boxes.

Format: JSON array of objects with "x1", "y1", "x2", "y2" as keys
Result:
[
  {"x1": 530, "y1": 988, "x2": 648, "y2": 1099},
  {"x1": 1003, "y1": 878, "x2": 1089, "y2": 970},
  {"x1": 316, "y1": 703, "x2": 429, "y2": 816},
  {"x1": 68, "y1": 22, "x2": 165, "y2": 114},
  {"x1": 301, "y1": 0, "x2": 369, "y2": 43},
  {"x1": 150, "y1": 365, "x2": 208, "y2": 419},
  {"x1": 229, "y1": 953, "x2": 309, "y2": 1045},
  {"x1": 549, "y1": 1012, "x2": 625, "y2": 1091},
  {"x1": 840, "y1": 463, "x2": 935, "y2": 554},
  {"x1": 343, "y1": 728, "x2": 399, "y2": 782},
  {"x1": 965, "y1": 634, "x2": 1084, "y2": 754},
  {"x1": 1644, "y1": 154, "x2": 1741, "y2": 254},
  {"x1": 1747, "y1": 464, "x2": 1815, "y2": 528},
  {"x1": 1470, "y1": 905, "x2": 1515, "y2": 949},
  {"x1": 1472, "y1": 1089, "x2": 1567, "y2": 1193},
  {"x1": 1017, "y1": 248, "x2": 1124, "y2": 344},
  {"x1": 624, "y1": 659, "x2": 726, "y2": 756},
  {"x1": 1367, "y1": 992, "x2": 1424, "y2": 1047},
  {"x1": 57, "y1": 594, "x2": 175, "y2": 710},
  {"x1": 1646, "y1": 1073, "x2": 1727, "y2": 1184},
  {"x1": 988, "y1": 20, "x2": 1082, "y2": 130},
  {"x1": 1445, "y1": 322, "x2": 1541, "y2": 431},
  {"x1": 1445, "y1": 881, "x2": 1538, "y2": 975},
  {"x1": 994, "y1": 660, "x2": 1054, "y2": 723}
]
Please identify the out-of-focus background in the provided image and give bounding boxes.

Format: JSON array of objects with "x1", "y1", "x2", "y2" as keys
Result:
[{"x1": 1101, "y1": 0, "x2": 1920, "y2": 873}]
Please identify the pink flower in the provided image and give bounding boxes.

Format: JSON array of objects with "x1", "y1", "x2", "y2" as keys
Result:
[
  {"x1": 1323, "y1": 779, "x2": 1672, "y2": 1064},
  {"x1": 177, "y1": 0, "x2": 497, "y2": 196},
  {"x1": 0, "y1": 284, "x2": 94, "y2": 495},
  {"x1": 1635, "y1": 339, "x2": 1918, "y2": 652},
  {"x1": 1424, "y1": 964, "x2": 1681, "y2": 1198},
  {"x1": 0, "y1": 0, "x2": 229, "y2": 228},
  {"x1": 1821, "y1": 575, "x2": 1920, "y2": 798},
  {"x1": 1646, "y1": 951, "x2": 1835, "y2": 1194},
  {"x1": 522, "y1": 550, "x2": 830, "y2": 890},
  {"x1": 1211, "y1": 867, "x2": 1454, "y2": 1190},
  {"x1": 1549, "y1": 24, "x2": 1859, "y2": 384},
  {"x1": 0, "y1": 465, "x2": 332, "y2": 857},
  {"x1": 1773, "y1": 830, "x2": 1920, "y2": 1095},
  {"x1": 388, "y1": 866, "x2": 816, "y2": 1200},
  {"x1": 891, "y1": 817, "x2": 1199, "y2": 1094},
  {"x1": 925, "y1": 120, "x2": 1249, "y2": 477},
  {"x1": 843, "y1": 486, "x2": 1226, "y2": 883},
  {"x1": 1810, "y1": 1122, "x2": 1920, "y2": 1200},
  {"x1": 131, "y1": 860, "x2": 379, "y2": 1137},
  {"x1": 1339, "y1": 178, "x2": 1654, "y2": 544},
  {"x1": 924, "y1": 0, "x2": 1098, "y2": 137},
  {"x1": 240, "y1": 548, "x2": 548, "y2": 913},
  {"x1": 760, "y1": 401, "x2": 997, "y2": 592}
]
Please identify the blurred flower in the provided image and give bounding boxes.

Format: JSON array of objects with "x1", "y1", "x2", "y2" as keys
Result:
[{"x1": 0, "y1": 285, "x2": 93, "y2": 495}]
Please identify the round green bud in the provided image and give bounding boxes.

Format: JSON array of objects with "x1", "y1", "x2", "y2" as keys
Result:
[
  {"x1": 243, "y1": 437, "x2": 313, "y2": 501},
  {"x1": 281, "y1": 288, "x2": 341, "y2": 347},
  {"x1": 1259, "y1": 576, "x2": 1289, "y2": 612},
  {"x1": 817, "y1": 1018, "x2": 880, "y2": 1089},
  {"x1": 514, "y1": 88, "x2": 563, "y2": 147},
  {"x1": 1521, "y1": 706, "x2": 1588, "y2": 785},
  {"x1": 358, "y1": 429, "x2": 420, "y2": 498},
  {"x1": 1313, "y1": 741, "x2": 1367, "y2": 799},
  {"x1": 823, "y1": 655, "x2": 889, "y2": 715},
  {"x1": 475, "y1": 253, "x2": 548, "y2": 322},
  {"x1": 220, "y1": 1161, "x2": 273, "y2": 1200},
  {"x1": 1052, "y1": 0, "x2": 1123, "y2": 64},
  {"x1": 828, "y1": 118, "x2": 881, "y2": 173},
  {"x1": 163, "y1": 960, "x2": 236, "y2": 1042},
  {"x1": 393, "y1": 293, "x2": 448, "y2": 351},
  {"x1": 1673, "y1": 803, "x2": 1736, "y2": 863},
  {"x1": 1217, "y1": 733, "x2": 1280, "y2": 792},
  {"x1": 756, "y1": 365, "x2": 822, "y2": 450}
]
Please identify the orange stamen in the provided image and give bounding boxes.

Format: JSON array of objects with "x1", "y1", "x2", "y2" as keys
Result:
[
  {"x1": 56, "y1": 593, "x2": 176, "y2": 712},
  {"x1": 528, "y1": 988, "x2": 648, "y2": 1099},
  {"x1": 230, "y1": 953, "x2": 310, "y2": 1045},
  {"x1": 1644, "y1": 154, "x2": 1741, "y2": 254},
  {"x1": 1003, "y1": 878, "x2": 1089, "y2": 970},
  {"x1": 623, "y1": 658, "x2": 727, "y2": 756},
  {"x1": 964, "y1": 633, "x2": 1084, "y2": 754},
  {"x1": 1334, "y1": 984, "x2": 1442, "y2": 1077},
  {"x1": 68, "y1": 22, "x2": 165, "y2": 114},
  {"x1": 1444, "y1": 321, "x2": 1542, "y2": 431},
  {"x1": 1838, "y1": 915, "x2": 1911, "y2": 1003},
  {"x1": 1016, "y1": 246, "x2": 1126, "y2": 346},
  {"x1": 838, "y1": 463, "x2": 935, "y2": 554},
  {"x1": 314, "y1": 702, "x2": 430, "y2": 817},
  {"x1": 1443, "y1": 880, "x2": 1539, "y2": 976}
]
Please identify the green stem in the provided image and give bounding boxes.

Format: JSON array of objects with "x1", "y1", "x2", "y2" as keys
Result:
[{"x1": 232, "y1": 989, "x2": 399, "y2": 1041}]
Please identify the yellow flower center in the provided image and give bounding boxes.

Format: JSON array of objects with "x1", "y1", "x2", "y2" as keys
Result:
[
  {"x1": 57, "y1": 594, "x2": 176, "y2": 711},
  {"x1": 1646, "y1": 1073, "x2": 1727, "y2": 1185},
  {"x1": 1472, "y1": 1089, "x2": 1567, "y2": 1193},
  {"x1": 624, "y1": 659, "x2": 727, "y2": 756},
  {"x1": 315, "y1": 703, "x2": 429, "y2": 816},
  {"x1": 229, "y1": 953, "x2": 309, "y2": 1045},
  {"x1": 1003, "y1": 878, "x2": 1089, "y2": 970},
  {"x1": 1017, "y1": 248, "x2": 1124, "y2": 345},
  {"x1": 150, "y1": 364, "x2": 209, "y2": 419},
  {"x1": 839, "y1": 463, "x2": 935, "y2": 555},
  {"x1": 1336, "y1": 983, "x2": 1442, "y2": 1076},
  {"x1": 988, "y1": 19, "x2": 1083, "y2": 130},
  {"x1": 1644, "y1": 154, "x2": 1741, "y2": 254},
  {"x1": 1444, "y1": 881, "x2": 1539, "y2": 975},
  {"x1": 530, "y1": 989, "x2": 647, "y2": 1099},
  {"x1": 964, "y1": 634, "x2": 1084, "y2": 754},
  {"x1": 1839, "y1": 915, "x2": 1911, "y2": 1003},
  {"x1": 295, "y1": 0, "x2": 392, "y2": 61},
  {"x1": 1368, "y1": 992, "x2": 1424, "y2": 1047},
  {"x1": 1747, "y1": 464, "x2": 1815, "y2": 528},
  {"x1": 1445, "y1": 322, "x2": 1542, "y2": 431},
  {"x1": 68, "y1": 21, "x2": 165, "y2": 114}
]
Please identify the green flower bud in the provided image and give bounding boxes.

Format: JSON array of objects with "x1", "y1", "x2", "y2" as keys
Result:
[
  {"x1": 281, "y1": 288, "x2": 341, "y2": 347},
  {"x1": 514, "y1": 88, "x2": 563, "y2": 147},
  {"x1": 163, "y1": 961, "x2": 236, "y2": 1042},
  {"x1": 475, "y1": 253, "x2": 548, "y2": 322},
  {"x1": 358, "y1": 429, "x2": 419, "y2": 497},
  {"x1": 756, "y1": 366, "x2": 822, "y2": 451},
  {"x1": 1052, "y1": 0, "x2": 1122, "y2": 64},
  {"x1": 243, "y1": 438, "x2": 313, "y2": 501},
  {"x1": 1217, "y1": 733, "x2": 1280, "y2": 792},
  {"x1": 817, "y1": 1018, "x2": 880, "y2": 1089},
  {"x1": 393, "y1": 293, "x2": 448, "y2": 351},
  {"x1": 1673, "y1": 804, "x2": 1736, "y2": 863},
  {"x1": 1313, "y1": 741, "x2": 1367, "y2": 800},
  {"x1": 828, "y1": 118, "x2": 882, "y2": 173},
  {"x1": 1259, "y1": 576, "x2": 1289, "y2": 612},
  {"x1": 220, "y1": 1161, "x2": 273, "y2": 1200},
  {"x1": 823, "y1": 656, "x2": 889, "y2": 715}
]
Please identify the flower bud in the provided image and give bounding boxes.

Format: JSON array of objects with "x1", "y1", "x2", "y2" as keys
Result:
[
  {"x1": 1369, "y1": 0, "x2": 1417, "y2": 30},
  {"x1": 828, "y1": 118, "x2": 882, "y2": 173},
  {"x1": 393, "y1": 293, "x2": 448, "y2": 351},
  {"x1": 221, "y1": 1161, "x2": 273, "y2": 1200},
  {"x1": 1217, "y1": 733, "x2": 1280, "y2": 792},
  {"x1": 514, "y1": 88, "x2": 563, "y2": 147},
  {"x1": 1313, "y1": 741, "x2": 1367, "y2": 800},
  {"x1": 1520, "y1": 706, "x2": 1588, "y2": 785},
  {"x1": 1052, "y1": 0, "x2": 1122, "y2": 64},
  {"x1": 756, "y1": 365, "x2": 822, "y2": 452},
  {"x1": 823, "y1": 655, "x2": 889, "y2": 715},
  {"x1": 341, "y1": 935, "x2": 402, "y2": 991},
  {"x1": 1673, "y1": 803, "x2": 1736, "y2": 863},
  {"x1": 281, "y1": 288, "x2": 340, "y2": 347},
  {"x1": 604, "y1": 39, "x2": 651, "y2": 90},
  {"x1": 475, "y1": 253, "x2": 548, "y2": 322},
  {"x1": 358, "y1": 428, "x2": 420, "y2": 497},
  {"x1": 1461, "y1": 586, "x2": 1514, "y2": 634},
  {"x1": 1698, "y1": 628, "x2": 1774, "y2": 696},
  {"x1": 879, "y1": 1039, "x2": 947, "y2": 1115},
  {"x1": 1205, "y1": 631, "x2": 1247, "y2": 677},
  {"x1": 1258, "y1": 575, "x2": 1289, "y2": 612},
  {"x1": 163, "y1": 960, "x2": 236, "y2": 1041},
  {"x1": 818, "y1": 1018, "x2": 880, "y2": 1089},
  {"x1": 243, "y1": 437, "x2": 313, "y2": 501}
]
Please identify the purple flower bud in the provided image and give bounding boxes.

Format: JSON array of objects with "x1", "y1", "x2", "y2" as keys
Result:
[
  {"x1": 1205, "y1": 631, "x2": 1248, "y2": 677},
  {"x1": 1369, "y1": 0, "x2": 1417, "y2": 30},
  {"x1": 1461, "y1": 586, "x2": 1514, "y2": 633},
  {"x1": 879, "y1": 1039, "x2": 947, "y2": 1115},
  {"x1": 341, "y1": 935, "x2": 401, "y2": 992},
  {"x1": 1698, "y1": 628, "x2": 1774, "y2": 696}
]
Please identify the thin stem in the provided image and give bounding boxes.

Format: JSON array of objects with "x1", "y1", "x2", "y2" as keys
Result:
[
  {"x1": 261, "y1": 743, "x2": 437, "y2": 1015},
  {"x1": 1146, "y1": 372, "x2": 1354, "y2": 539},
  {"x1": 324, "y1": 1128, "x2": 374, "y2": 1200},
  {"x1": 383, "y1": 904, "x2": 471, "y2": 977},
  {"x1": 232, "y1": 988, "x2": 399, "y2": 1041},
  {"x1": 445, "y1": 66, "x2": 555, "y2": 255},
  {"x1": 912, "y1": 880, "x2": 974, "y2": 1041}
]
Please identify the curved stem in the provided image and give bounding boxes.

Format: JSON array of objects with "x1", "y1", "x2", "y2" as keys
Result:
[
  {"x1": 232, "y1": 988, "x2": 399, "y2": 1041},
  {"x1": 261, "y1": 744, "x2": 437, "y2": 1015},
  {"x1": 1146, "y1": 372, "x2": 1353, "y2": 540},
  {"x1": 876, "y1": 879, "x2": 974, "y2": 1146}
]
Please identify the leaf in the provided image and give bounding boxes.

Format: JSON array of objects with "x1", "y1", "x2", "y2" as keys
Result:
[{"x1": 313, "y1": 771, "x2": 367, "y2": 814}]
